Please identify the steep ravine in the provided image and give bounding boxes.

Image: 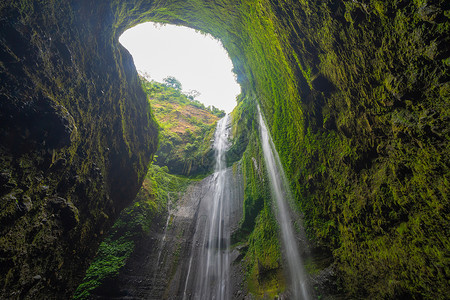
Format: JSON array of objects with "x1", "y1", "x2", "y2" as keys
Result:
[
  {"x1": 74, "y1": 112, "x2": 247, "y2": 299},
  {"x1": 77, "y1": 99, "x2": 335, "y2": 299},
  {"x1": 73, "y1": 80, "x2": 224, "y2": 299}
]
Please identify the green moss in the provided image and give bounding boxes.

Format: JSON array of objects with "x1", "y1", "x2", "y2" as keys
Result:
[
  {"x1": 73, "y1": 164, "x2": 192, "y2": 299},
  {"x1": 144, "y1": 1, "x2": 446, "y2": 296},
  {"x1": 244, "y1": 205, "x2": 284, "y2": 298},
  {"x1": 72, "y1": 237, "x2": 135, "y2": 300},
  {"x1": 228, "y1": 97, "x2": 286, "y2": 296},
  {"x1": 1, "y1": 0, "x2": 448, "y2": 298}
]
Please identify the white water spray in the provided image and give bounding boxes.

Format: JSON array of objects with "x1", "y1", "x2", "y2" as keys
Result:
[
  {"x1": 257, "y1": 106, "x2": 311, "y2": 300},
  {"x1": 201, "y1": 114, "x2": 231, "y2": 300},
  {"x1": 183, "y1": 115, "x2": 232, "y2": 300}
]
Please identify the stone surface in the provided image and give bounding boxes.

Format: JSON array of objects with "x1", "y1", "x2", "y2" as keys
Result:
[{"x1": 0, "y1": 1, "x2": 158, "y2": 298}]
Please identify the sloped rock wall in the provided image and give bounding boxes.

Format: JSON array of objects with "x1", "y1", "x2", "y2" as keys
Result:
[{"x1": 0, "y1": 1, "x2": 157, "y2": 298}]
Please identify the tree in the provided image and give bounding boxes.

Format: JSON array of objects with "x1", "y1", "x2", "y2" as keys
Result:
[
  {"x1": 138, "y1": 70, "x2": 152, "y2": 81},
  {"x1": 163, "y1": 76, "x2": 182, "y2": 90},
  {"x1": 185, "y1": 89, "x2": 201, "y2": 100},
  {"x1": 208, "y1": 105, "x2": 226, "y2": 118}
]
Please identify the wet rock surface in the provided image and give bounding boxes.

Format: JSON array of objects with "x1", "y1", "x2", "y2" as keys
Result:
[{"x1": 90, "y1": 166, "x2": 244, "y2": 299}]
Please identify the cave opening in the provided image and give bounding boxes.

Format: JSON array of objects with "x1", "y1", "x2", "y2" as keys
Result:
[{"x1": 119, "y1": 22, "x2": 241, "y2": 113}]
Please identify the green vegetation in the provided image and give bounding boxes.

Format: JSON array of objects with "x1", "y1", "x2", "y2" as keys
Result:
[
  {"x1": 112, "y1": 0, "x2": 448, "y2": 297},
  {"x1": 73, "y1": 164, "x2": 192, "y2": 299},
  {"x1": 163, "y1": 75, "x2": 183, "y2": 91},
  {"x1": 72, "y1": 236, "x2": 134, "y2": 300},
  {"x1": 73, "y1": 76, "x2": 219, "y2": 299},
  {"x1": 141, "y1": 78, "x2": 223, "y2": 176},
  {"x1": 229, "y1": 96, "x2": 284, "y2": 297},
  {"x1": 245, "y1": 207, "x2": 284, "y2": 298},
  {"x1": 231, "y1": 98, "x2": 266, "y2": 234},
  {"x1": 1, "y1": 0, "x2": 447, "y2": 298}
]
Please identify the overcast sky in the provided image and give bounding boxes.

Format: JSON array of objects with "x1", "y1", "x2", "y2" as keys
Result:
[{"x1": 119, "y1": 22, "x2": 241, "y2": 113}]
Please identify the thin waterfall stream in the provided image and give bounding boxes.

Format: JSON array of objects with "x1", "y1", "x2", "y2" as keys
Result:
[
  {"x1": 152, "y1": 193, "x2": 172, "y2": 285},
  {"x1": 257, "y1": 106, "x2": 311, "y2": 299}
]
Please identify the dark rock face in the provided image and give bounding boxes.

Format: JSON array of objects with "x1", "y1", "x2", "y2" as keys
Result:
[{"x1": 0, "y1": 1, "x2": 157, "y2": 298}]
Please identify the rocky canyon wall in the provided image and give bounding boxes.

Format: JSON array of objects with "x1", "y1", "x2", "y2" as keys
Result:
[
  {"x1": 0, "y1": 1, "x2": 157, "y2": 298},
  {"x1": 0, "y1": 0, "x2": 448, "y2": 298}
]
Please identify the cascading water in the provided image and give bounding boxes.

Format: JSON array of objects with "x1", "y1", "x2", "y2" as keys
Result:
[
  {"x1": 152, "y1": 193, "x2": 172, "y2": 285},
  {"x1": 257, "y1": 106, "x2": 311, "y2": 300},
  {"x1": 182, "y1": 114, "x2": 233, "y2": 300},
  {"x1": 200, "y1": 114, "x2": 231, "y2": 300}
]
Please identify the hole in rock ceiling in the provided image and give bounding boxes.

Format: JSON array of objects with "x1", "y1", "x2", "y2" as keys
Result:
[{"x1": 119, "y1": 22, "x2": 241, "y2": 113}]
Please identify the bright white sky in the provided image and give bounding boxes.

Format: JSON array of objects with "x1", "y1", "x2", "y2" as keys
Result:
[{"x1": 119, "y1": 22, "x2": 241, "y2": 113}]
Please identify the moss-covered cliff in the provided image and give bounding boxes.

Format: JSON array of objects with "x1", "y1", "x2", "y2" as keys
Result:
[
  {"x1": 0, "y1": 1, "x2": 158, "y2": 298},
  {"x1": 229, "y1": 97, "x2": 286, "y2": 298},
  {"x1": 127, "y1": 1, "x2": 447, "y2": 297},
  {"x1": 1, "y1": 0, "x2": 448, "y2": 299}
]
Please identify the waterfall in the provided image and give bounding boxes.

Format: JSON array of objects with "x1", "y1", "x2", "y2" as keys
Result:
[
  {"x1": 183, "y1": 114, "x2": 232, "y2": 300},
  {"x1": 200, "y1": 114, "x2": 231, "y2": 300},
  {"x1": 257, "y1": 106, "x2": 311, "y2": 300}
]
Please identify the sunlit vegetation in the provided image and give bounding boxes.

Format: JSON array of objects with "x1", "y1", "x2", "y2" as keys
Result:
[{"x1": 141, "y1": 78, "x2": 223, "y2": 176}]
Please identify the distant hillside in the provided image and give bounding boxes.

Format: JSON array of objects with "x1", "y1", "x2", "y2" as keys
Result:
[{"x1": 141, "y1": 78, "x2": 224, "y2": 176}]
